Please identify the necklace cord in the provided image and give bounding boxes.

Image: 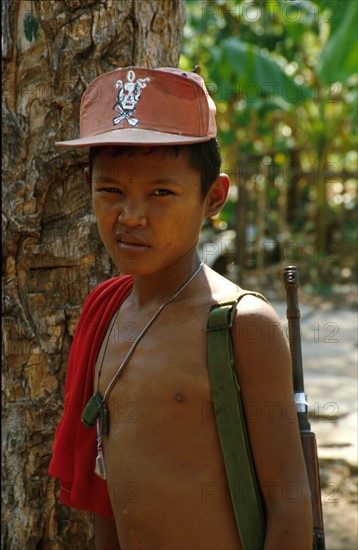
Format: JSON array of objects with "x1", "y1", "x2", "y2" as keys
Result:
[
  {"x1": 96, "y1": 309, "x2": 120, "y2": 390},
  {"x1": 99, "y1": 261, "x2": 204, "y2": 405}
]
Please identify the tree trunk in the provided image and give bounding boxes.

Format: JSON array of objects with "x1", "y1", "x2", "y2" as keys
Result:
[{"x1": 2, "y1": 1, "x2": 185, "y2": 548}]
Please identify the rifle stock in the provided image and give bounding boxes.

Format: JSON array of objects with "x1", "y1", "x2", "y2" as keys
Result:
[{"x1": 284, "y1": 266, "x2": 326, "y2": 550}]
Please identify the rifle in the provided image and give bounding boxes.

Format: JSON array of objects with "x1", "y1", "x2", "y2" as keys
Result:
[{"x1": 284, "y1": 265, "x2": 326, "y2": 550}]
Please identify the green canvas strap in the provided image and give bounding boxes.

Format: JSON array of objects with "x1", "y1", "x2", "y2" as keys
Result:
[{"x1": 206, "y1": 289, "x2": 268, "y2": 550}]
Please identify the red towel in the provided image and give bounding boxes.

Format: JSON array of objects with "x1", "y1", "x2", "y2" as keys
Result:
[{"x1": 48, "y1": 275, "x2": 133, "y2": 518}]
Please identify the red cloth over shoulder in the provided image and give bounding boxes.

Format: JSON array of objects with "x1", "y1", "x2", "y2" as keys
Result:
[{"x1": 48, "y1": 275, "x2": 133, "y2": 518}]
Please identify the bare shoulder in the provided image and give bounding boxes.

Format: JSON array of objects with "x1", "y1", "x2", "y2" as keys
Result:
[
  {"x1": 202, "y1": 266, "x2": 288, "y2": 359},
  {"x1": 203, "y1": 265, "x2": 282, "y2": 327},
  {"x1": 232, "y1": 291, "x2": 292, "y2": 397},
  {"x1": 201, "y1": 264, "x2": 242, "y2": 301},
  {"x1": 234, "y1": 291, "x2": 287, "y2": 345}
]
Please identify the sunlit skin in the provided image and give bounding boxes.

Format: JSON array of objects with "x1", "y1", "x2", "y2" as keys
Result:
[
  {"x1": 85, "y1": 147, "x2": 312, "y2": 549},
  {"x1": 89, "y1": 146, "x2": 226, "y2": 298}
]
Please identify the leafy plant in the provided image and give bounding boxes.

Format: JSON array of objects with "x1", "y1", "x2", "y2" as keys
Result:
[{"x1": 182, "y1": 0, "x2": 357, "y2": 286}]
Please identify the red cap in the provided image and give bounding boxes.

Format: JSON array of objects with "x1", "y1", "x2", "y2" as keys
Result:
[{"x1": 56, "y1": 67, "x2": 217, "y2": 148}]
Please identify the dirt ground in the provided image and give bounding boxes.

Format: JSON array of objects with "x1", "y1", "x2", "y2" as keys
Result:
[
  {"x1": 297, "y1": 289, "x2": 357, "y2": 550},
  {"x1": 320, "y1": 461, "x2": 358, "y2": 549}
]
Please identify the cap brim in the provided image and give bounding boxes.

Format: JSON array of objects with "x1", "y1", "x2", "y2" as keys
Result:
[{"x1": 56, "y1": 128, "x2": 212, "y2": 148}]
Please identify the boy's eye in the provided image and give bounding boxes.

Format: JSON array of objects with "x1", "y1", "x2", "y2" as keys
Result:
[
  {"x1": 151, "y1": 189, "x2": 173, "y2": 196},
  {"x1": 97, "y1": 187, "x2": 121, "y2": 193}
]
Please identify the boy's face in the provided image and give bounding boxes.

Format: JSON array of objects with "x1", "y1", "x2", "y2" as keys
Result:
[{"x1": 89, "y1": 146, "x2": 228, "y2": 276}]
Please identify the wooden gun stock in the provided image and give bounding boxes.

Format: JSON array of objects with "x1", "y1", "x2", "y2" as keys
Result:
[
  {"x1": 284, "y1": 266, "x2": 325, "y2": 550},
  {"x1": 301, "y1": 433, "x2": 325, "y2": 547}
]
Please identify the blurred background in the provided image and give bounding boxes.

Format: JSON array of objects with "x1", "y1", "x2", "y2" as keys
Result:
[{"x1": 181, "y1": 0, "x2": 357, "y2": 300}]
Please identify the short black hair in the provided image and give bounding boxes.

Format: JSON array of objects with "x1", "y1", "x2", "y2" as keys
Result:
[{"x1": 88, "y1": 138, "x2": 221, "y2": 198}]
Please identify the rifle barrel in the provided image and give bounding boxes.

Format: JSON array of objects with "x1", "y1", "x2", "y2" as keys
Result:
[
  {"x1": 283, "y1": 266, "x2": 310, "y2": 431},
  {"x1": 283, "y1": 266, "x2": 326, "y2": 549}
]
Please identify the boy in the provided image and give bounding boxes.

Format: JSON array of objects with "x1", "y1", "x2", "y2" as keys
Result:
[{"x1": 49, "y1": 67, "x2": 312, "y2": 549}]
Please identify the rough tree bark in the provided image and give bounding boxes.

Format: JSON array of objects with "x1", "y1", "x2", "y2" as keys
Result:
[{"x1": 2, "y1": 1, "x2": 185, "y2": 547}]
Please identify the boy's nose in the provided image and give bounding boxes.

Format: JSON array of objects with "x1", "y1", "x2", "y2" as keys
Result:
[{"x1": 117, "y1": 200, "x2": 146, "y2": 227}]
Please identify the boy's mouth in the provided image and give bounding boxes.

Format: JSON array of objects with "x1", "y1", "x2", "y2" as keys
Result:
[{"x1": 116, "y1": 234, "x2": 151, "y2": 249}]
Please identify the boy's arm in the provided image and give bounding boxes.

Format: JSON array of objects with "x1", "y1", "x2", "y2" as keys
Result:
[
  {"x1": 94, "y1": 515, "x2": 121, "y2": 550},
  {"x1": 233, "y1": 296, "x2": 312, "y2": 550}
]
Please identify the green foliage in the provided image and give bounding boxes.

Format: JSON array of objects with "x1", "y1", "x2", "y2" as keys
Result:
[
  {"x1": 214, "y1": 37, "x2": 312, "y2": 102},
  {"x1": 317, "y1": 0, "x2": 358, "y2": 84},
  {"x1": 182, "y1": 0, "x2": 357, "y2": 287}
]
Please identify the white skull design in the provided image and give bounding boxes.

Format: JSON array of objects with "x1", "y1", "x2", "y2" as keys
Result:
[{"x1": 113, "y1": 69, "x2": 151, "y2": 127}]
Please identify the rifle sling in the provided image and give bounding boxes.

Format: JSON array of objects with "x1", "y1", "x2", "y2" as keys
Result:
[{"x1": 206, "y1": 290, "x2": 268, "y2": 550}]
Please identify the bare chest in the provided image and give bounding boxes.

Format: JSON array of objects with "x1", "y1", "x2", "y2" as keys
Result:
[
  {"x1": 93, "y1": 303, "x2": 241, "y2": 549},
  {"x1": 94, "y1": 305, "x2": 212, "y2": 436}
]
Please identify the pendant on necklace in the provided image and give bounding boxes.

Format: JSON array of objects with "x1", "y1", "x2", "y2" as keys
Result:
[
  {"x1": 82, "y1": 391, "x2": 104, "y2": 428},
  {"x1": 95, "y1": 446, "x2": 107, "y2": 480},
  {"x1": 95, "y1": 419, "x2": 107, "y2": 480}
]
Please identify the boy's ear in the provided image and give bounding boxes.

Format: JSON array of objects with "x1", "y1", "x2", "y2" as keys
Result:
[
  {"x1": 205, "y1": 174, "x2": 230, "y2": 217},
  {"x1": 83, "y1": 167, "x2": 91, "y2": 190}
]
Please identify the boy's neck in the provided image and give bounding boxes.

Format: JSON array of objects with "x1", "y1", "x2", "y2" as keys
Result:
[{"x1": 126, "y1": 257, "x2": 204, "y2": 310}]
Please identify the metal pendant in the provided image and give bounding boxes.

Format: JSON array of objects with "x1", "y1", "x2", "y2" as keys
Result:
[{"x1": 95, "y1": 447, "x2": 107, "y2": 480}]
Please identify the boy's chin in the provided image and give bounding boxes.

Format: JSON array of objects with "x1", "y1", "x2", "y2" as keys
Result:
[
  {"x1": 113, "y1": 261, "x2": 140, "y2": 273},
  {"x1": 113, "y1": 261, "x2": 152, "y2": 276}
]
